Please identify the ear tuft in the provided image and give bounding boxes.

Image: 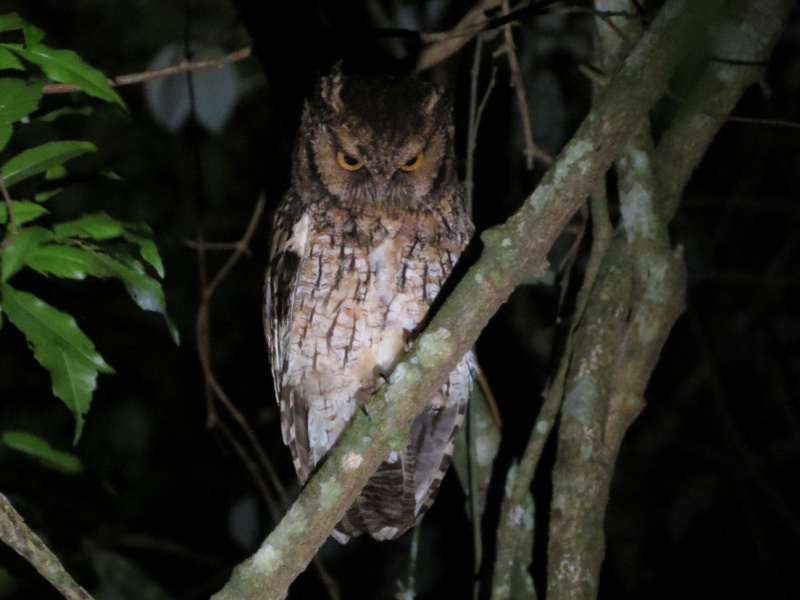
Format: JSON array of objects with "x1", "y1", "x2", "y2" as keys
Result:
[
  {"x1": 320, "y1": 61, "x2": 345, "y2": 113},
  {"x1": 423, "y1": 87, "x2": 442, "y2": 115}
]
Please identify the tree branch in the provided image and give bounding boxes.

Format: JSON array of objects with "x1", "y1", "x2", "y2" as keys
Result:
[
  {"x1": 0, "y1": 492, "x2": 95, "y2": 600},
  {"x1": 415, "y1": 0, "x2": 502, "y2": 72},
  {"x1": 499, "y1": 0, "x2": 551, "y2": 167},
  {"x1": 544, "y1": 1, "x2": 794, "y2": 598},
  {"x1": 655, "y1": 0, "x2": 796, "y2": 220},
  {"x1": 41, "y1": 48, "x2": 252, "y2": 95}
]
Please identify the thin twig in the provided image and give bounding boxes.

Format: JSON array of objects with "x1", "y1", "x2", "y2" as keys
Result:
[
  {"x1": 554, "y1": 205, "x2": 589, "y2": 311},
  {"x1": 466, "y1": 36, "x2": 498, "y2": 216},
  {"x1": 0, "y1": 176, "x2": 17, "y2": 236},
  {"x1": 204, "y1": 196, "x2": 266, "y2": 300},
  {"x1": 416, "y1": 0, "x2": 503, "y2": 72},
  {"x1": 201, "y1": 357, "x2": 288, "y2": 513},
  {"x1": 474, "y1": 69, "x2": 499, "y2": 154},
  {"x1": 194, "y1": 194, "x2": 283, "y2": 515},
  {"x1": 467, "y1": 387, "x2": 482, "y2": 600},
  {"x1": 466, "y1": 34, "x2": 483, "y2": 218},
  {"x1": 395, "y1": 524, "x2": 421, "y2": 599},
  {"x1": 464, "y1": 37, "x2": 497, "y2": 596},
  {"x1": 34, "y1": 5, "x2": 639, "y2": 98},
  {"x1": 561, "y1": 5, "x2": 639, "y2": 47},
  {"x1": 34, "y1": 5, "x2": 640, "y2": 97},
  {"x1": 184, "y1": 239, "x2": 254, "y2": 251},
  {"x1": 722, "y1": 115, "x2": 800, "y2": 129},
  {"x1": 192, "y1": 195, "x2": 339, "y2": 600},
  {"x1": 41, "y1": 48, "x2": 252, "y2": 95},
  {"x1": 664, "y1": 88, "x2": 800, "y2": 130},
  {"x1": 418, "y1": 0, "x2": 564, "y2": 45},
  {"x1": 416, "y1": 2, "x2": 637, "y2": 72},
  {"x1": 476, "y1": 370, "x2": 502, "y2": 428},
  {"x1": 499, "y1": 0, "x2": 551, "y2": 167},
  {"x1": 210, "y1": 407, "x2": 284, "y2": 524}
]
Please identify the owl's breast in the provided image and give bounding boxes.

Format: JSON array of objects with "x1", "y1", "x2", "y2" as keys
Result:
[{"x1": 284, "y1": 211, "x2": 461, "y2": 463}]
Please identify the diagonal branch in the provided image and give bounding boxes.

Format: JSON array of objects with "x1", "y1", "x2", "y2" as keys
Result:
[
  {"x1": 41, "y1": 48, "x2": 252, "y2": 95},
  {"x1": 0, "y1": 492, "x2": 95, "y2": 600}
]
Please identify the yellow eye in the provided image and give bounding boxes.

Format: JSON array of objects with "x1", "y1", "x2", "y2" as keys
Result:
[
  {"x1": 400, "y1": 152, "x2": 424, "y2": 172},
  {"x1": 337, "y1": 151, "x2": 363, "y2": 171}
]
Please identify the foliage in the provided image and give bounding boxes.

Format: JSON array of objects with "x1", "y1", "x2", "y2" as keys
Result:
[
  {"x1": 0, "y1": 430, "x2": 83, "y2": 474},
  {"x1": 0, "y1": 12, "x2": 175, "y2": 451}
]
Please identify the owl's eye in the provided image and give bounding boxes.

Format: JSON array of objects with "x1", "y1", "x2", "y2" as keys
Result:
[
  {"x1": 400, "y1": 152, "x2": 424, "y2": 172},
  {"x1": 337, "y1": 151, "x2": 363, "y2": 171}
]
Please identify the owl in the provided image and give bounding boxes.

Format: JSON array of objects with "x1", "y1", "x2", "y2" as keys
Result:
[{"x1": 265, "y1": 66, "x2": 475, "y2": 542}]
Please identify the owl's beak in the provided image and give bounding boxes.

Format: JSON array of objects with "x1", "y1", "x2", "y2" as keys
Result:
[{"x1": 372, "y1": 176, "x2": 391, "y2": 205}]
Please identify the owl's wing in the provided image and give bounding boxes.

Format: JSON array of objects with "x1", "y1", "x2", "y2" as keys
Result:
[{"x1": 265, "y1": 194, "x2": 313, "y2": 480}]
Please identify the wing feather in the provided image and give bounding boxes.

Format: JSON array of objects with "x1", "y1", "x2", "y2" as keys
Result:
[{"x1": 265, "y1": 193, "x2": 313, "y2": 479}]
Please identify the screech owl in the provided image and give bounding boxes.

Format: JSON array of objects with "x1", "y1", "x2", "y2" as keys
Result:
[{"x1": 264, "y1": 66, "x2": 476, "y2": 542}]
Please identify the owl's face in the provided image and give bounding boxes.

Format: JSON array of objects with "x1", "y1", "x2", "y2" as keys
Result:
[{"x1": 293, "y1": 68, "x2": 457, "y2": 208}]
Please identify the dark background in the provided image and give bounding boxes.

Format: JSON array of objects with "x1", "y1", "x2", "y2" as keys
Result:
[{"x1": 1, "y1": 1, "x2": 799, "y2": 599}]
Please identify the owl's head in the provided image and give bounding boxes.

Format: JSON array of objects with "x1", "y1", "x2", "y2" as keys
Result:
[{"x1": 293, "y1": 66, "x2": 457, "y2": 209}]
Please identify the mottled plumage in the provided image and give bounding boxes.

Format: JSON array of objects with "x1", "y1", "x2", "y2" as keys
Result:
[{"x1": 265, "y1": 66, "x2": 475, "y2": 542}]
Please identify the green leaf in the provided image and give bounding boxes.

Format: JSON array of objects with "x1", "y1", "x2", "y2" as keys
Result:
[
  {"x1": 36, "y1": 105, "x2": 94, "y2": 122},
  {"x1": 1, "y1": 430, "x2": 84, "y2": 474},
  {"x1": 92, "y1": 250, "x2": 179, "y2": 344},
  {"x1": 0, "y1": 566, "x2": 18, "y2": 596},
  {"x1": 23, "y1": 244, "x2": 115, "y2": 280},
  {"x1": 0, "y1": 47, "x2": 25, "y2": 71},
  {"x1": 0, "y1": 79, "x2": 44, "y2": 124},
  {"x1": 0, "y1": 13, "x2": 24, "y2": 33},
  {"x1": 3, "y1": 43, "x2": 124, "y2": 107},
  {"x1": 0, "y1": 200, "x2": 50, "y2": 225},
  {"x1": 34, "y1": 188, "x2": 63, "y2": 203},
  {"x1": 90, "y1": 550, "x2": 175, "y2": 600},
  {"x1": 0, "y1": 225, "x2": 54, "y2": 282},
  {"x1": 100, "y1": 169, "x2": 123, "y2": 181},
  {"x1": 22, "y1": 21, "x2": 45, "y2": 47},
  {"x1": 20, "y1": 223, "x2": 177, "y2": 343},
  {"x1": 122, "y1": 222, "x2": 164, "y2": 277},
  {"x1": 46, "y1": 163, "x2": 68, "y2": 180},
  {"x1": 53, "y1": 211, "x2": 123, "y2": 240},
  {"x1": 0, "y1": 286, "x2": 114, "y2": 442},
  {"x1": 1, "y1": 140, "x2": 96, "y2": 187},
  {"x1": 101, "y1": 241, "x2": 142, "y2": 270},
  {"x1": 0, "y1": 123, "x2": 10, "y2": 152}
]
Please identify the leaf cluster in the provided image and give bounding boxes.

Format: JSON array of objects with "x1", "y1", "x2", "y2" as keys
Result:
[{"x1": 0, "y1": 12, "x2": 174, "y2": 455}]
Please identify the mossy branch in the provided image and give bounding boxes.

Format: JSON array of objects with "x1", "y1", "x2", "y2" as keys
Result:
[
  {"x1": 544, "y1": 1, "x2": 794, "y2": 599},
  {"x1": 0, "y1": 493, "x2": 95, "y2": 600},
  {"x1": 656, "y1": 0, "x2": 797, "y2": 220}
]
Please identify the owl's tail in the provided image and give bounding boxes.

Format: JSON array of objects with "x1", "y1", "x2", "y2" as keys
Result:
[{"x1": 333, "y1": 456, "x2": 417, "y2": 543}]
